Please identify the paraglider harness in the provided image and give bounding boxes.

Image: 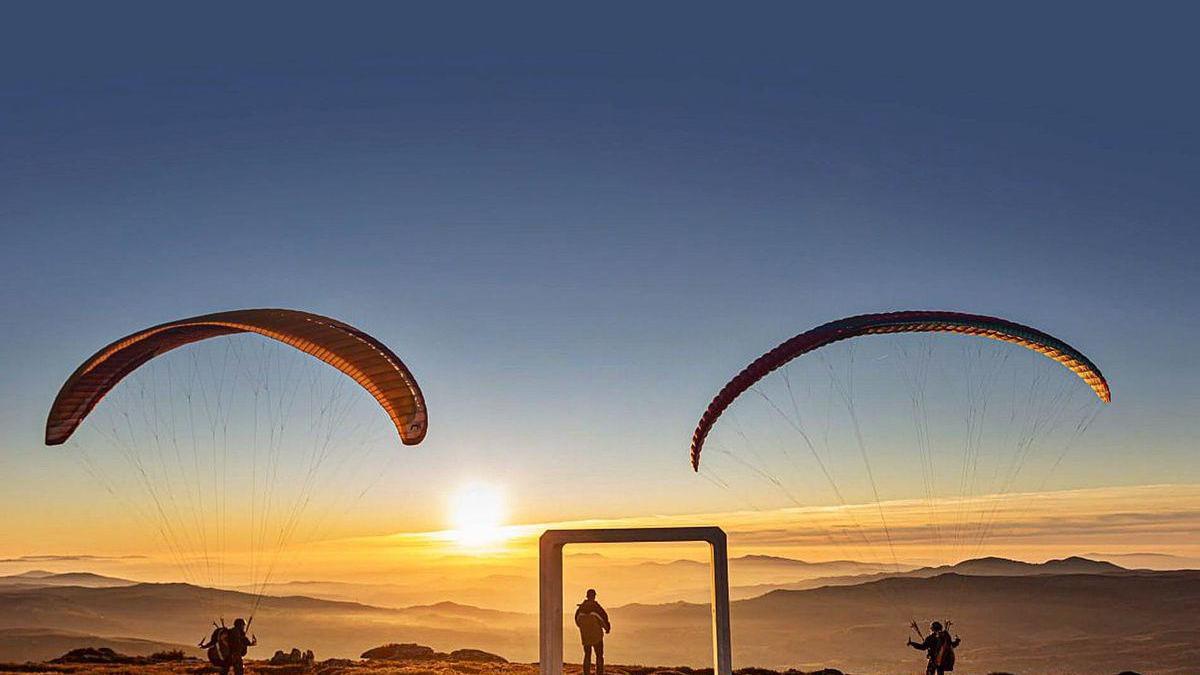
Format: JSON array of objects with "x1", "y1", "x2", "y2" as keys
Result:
[
  {"x1": 910, "y1": 619, "x2": 957, "y2": 671},
  {"x1": 201, "y1": 616, "x2": 254, "y2": 668}
]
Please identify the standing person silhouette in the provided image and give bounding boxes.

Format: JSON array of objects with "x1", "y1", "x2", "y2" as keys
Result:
[{"x1": 574, "y1": 589, "x2": 611, "y2": 675}]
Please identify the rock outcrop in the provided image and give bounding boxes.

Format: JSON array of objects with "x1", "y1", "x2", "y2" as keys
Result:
[
  {"x1": 48, "y1": 646, "x2": 193, "y2": 666},
  {"x1": 270, "y1": 647, "x2": 316, "y2": 665},
  {"x1": 50, "y1": 647, "x2": 137, "y2": 664},
  {"x1": 361, "y1": 643, "x2": 439, "y2": 660},
  {"x1": 360, "y1": 642, "x2": 507, "y2": 663}
]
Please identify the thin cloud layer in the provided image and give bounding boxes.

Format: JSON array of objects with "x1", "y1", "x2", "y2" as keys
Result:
[{"x1": 0, "y1": 554, "x2": 147, "y2": 563}]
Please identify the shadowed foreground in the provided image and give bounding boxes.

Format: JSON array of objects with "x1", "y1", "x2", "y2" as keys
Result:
[{"x1": 0, "y1": 662, "x2": 847, "y2": 675}]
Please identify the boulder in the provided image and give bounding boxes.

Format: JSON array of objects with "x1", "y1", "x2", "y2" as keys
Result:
[
  {"x1": 51, "y1": 647, "x2": 138, "y2": 664},
  {"x1": 361, "y1": 642, "x2": 440, "y2": 660},
  {"x1": 448, "y1": 648, "x2": 508, "y2": 663}
]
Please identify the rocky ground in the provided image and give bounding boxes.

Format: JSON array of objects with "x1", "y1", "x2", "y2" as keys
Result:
[
  {"x1": 0, "y1": 662, "x2": 849, "y2": 675},
  {"x1": 0, "y1": 644, "x2": 849, "y2": 675}
]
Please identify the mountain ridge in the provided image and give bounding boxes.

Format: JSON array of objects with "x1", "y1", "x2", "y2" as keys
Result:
[
  {"x1": 727, "y1": 554, "x2": 1130, "y2": 599},
  {"x1": 0, "y1": 568, "x2": 1196, "y2": 672},
  {"x1": 0, "y1": 571, "x2": 137, "y2": 589}
]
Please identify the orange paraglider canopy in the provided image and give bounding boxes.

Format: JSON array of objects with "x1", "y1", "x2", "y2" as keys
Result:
[{"x1": 46, "y1": 308, "x2": 427, "y2": 446}]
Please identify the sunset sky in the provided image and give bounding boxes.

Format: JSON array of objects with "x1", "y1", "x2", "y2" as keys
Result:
[{"x1": 2, "y1": 5, "x2": 1198, "y2": 582}]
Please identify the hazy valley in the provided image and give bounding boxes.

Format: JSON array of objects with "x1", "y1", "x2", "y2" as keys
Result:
[{"x1": 1, "y1": 554, "x2": 1197, "y2": 673}]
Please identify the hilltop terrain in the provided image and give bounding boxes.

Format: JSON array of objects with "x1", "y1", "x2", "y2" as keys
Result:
[
  {"x1": 0, "y1": 571, "x2": 136, "y2": 590},
  {"x1": 0, "y1": 629, "x2": 198, "y2": 665}
]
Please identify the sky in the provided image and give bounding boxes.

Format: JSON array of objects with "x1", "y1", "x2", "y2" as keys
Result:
[{"x1": 2, "y1": 4, "x2": 1199, "y2": 576}]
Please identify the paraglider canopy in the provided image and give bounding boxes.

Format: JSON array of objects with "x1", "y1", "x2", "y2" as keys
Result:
[
  {"x1": 691, "y1": 310, "x2": 1109, "y2": 470},
  {"x1": 45, "y1": 308, "x2": 427, "y2": 447}
]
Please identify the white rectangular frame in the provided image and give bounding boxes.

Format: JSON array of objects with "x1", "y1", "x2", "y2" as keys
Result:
[{"x1": 539, "y1": 526, "x2": 732, "y2": 675}]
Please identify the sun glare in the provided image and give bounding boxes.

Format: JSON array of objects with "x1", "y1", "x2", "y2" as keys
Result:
[{"x1": 451, "y1": 483, "x2": 507, "y2": 548}]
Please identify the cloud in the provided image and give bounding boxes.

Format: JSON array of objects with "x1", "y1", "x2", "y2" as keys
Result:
[
  {"x1": 698, "y1": 484, "x2": 1200, "y2": 553},
  {"x1": 0, "y1": 554, "x2": 147, "y2": 563},
  {"x1": 43, "y1": 484, "x2": 1198, "y2": 581},
  {"x1": 309, "y1": 484, "x2": 1200, "y2": 570}
]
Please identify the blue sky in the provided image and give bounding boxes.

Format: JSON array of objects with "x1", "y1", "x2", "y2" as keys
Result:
[{"x1": 2, "y1": 4, "x2": 1198, "y2": 538}]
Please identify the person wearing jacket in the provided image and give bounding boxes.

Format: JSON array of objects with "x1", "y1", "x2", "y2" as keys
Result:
[{"x1": 574, "y1": 589, "x2": 611, "y2": 675}]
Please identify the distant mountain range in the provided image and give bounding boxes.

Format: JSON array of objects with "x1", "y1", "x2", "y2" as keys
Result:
[
  {"x1": 0, "y1": 554, "x2": 1156, "y2": 608},
  {"x1": 230, "y1": 554, "x2": 906, "y2": 610},
  {"x1": 0, "y1": 570, "x2": 136, "y2": 589},
  {"x1": 728, "y1": 555, "x2": 1130, "y2": 598},
  {"x1": 933, "y1": 555, "x2": 1124, "y2": 574},
  {"x1": 0, "y1": 556, "x2": 1196, "y2": 673}
]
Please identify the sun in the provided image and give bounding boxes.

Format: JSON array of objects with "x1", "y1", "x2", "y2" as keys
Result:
[{"x1": 450, "y1": 483, "x2": 507, "y2": 548}]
